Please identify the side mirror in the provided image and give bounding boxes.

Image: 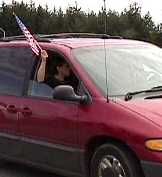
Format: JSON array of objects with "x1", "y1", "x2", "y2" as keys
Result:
[{"x1": 53, "y1": 85, "x2": 89, "y2": 104}]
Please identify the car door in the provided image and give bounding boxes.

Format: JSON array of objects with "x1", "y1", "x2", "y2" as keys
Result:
[
  {"x1": 18, "y1": 51, "x2": 81, "y2": 173},
  {"x1": 0, "y1": 46, "x2": 34, "y2": 158}
]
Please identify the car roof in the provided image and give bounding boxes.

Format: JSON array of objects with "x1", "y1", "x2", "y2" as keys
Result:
[
  {"x1": 0, "y1": 33, "x2": 156, "y2": 49},
  {"x1": 49, "y1": 38, "x2": 155, "y2": 49},
  {"x1": 0, "y1": 38, "x2": 155, "y2": 49}
]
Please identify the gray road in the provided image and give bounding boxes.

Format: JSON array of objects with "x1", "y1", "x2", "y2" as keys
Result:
[{"x1": 0, "y1": 162, "x2": 62, "y2": 177}]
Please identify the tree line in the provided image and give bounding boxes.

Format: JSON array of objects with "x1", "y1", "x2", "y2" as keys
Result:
[{"x1": 0, "y1": 0, "x2": 162, "y2": 46}]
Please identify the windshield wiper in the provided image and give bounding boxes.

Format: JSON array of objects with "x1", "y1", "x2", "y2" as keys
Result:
[
  {"x1": 125, "y1": 87, "x2": 162, "y2": 101},
  {"x1": 151, "y1": 85, "x2": 162, "y2": 90}
]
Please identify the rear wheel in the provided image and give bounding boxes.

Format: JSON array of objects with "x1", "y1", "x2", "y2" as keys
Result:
[{"x1": 90, "y1": 143, "x2": 143, "y2": 177}]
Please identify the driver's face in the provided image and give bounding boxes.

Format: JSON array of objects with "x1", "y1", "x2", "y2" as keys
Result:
[{"x1": 59, "y1": 63, "x2": 71, "y2": 77}]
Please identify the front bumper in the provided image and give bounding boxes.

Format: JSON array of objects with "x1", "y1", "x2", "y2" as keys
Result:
[{"x1": 141, "y1": 160, "x2": 162, "y2": 177}]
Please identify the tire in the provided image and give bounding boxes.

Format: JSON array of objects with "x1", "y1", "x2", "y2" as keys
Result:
[{"x1": 90, "y1": 143, "x2": 143, "y2": 177}]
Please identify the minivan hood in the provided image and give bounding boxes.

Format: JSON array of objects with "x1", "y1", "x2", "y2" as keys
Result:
[{"x1": 119, "y1": 99, "x2": 162, "y2": 127}]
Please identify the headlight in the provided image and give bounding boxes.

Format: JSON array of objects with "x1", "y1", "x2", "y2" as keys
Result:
[{"x1": 145, "y1": 139, "x2": 162, "y2": 151}]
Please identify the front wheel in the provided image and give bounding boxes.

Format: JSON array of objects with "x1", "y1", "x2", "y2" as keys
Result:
[{"x1": 90, "y1": 143, "x2": 143, "y2": 177}]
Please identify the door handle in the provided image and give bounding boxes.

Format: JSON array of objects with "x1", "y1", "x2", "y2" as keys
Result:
[
  {"x1": 21, "y1": 107, "x2": 32, "y2": 116},
  {"x1": 6, "y1": 105, "x2": 18, "y2": 114}
]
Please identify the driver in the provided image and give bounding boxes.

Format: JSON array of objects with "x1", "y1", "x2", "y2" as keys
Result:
[{"x1": 37, "y1": 50, "x2": 71, "y2": 89}]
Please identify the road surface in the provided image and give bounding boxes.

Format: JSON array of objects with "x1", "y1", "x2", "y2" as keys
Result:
[{"x1": 0, "y1": 162, "x2": 63, "y2": 177}]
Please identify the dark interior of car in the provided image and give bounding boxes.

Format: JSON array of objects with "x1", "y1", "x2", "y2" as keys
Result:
[{"x1": 29, "y1": 50, "x2": 79, "y2": 97}]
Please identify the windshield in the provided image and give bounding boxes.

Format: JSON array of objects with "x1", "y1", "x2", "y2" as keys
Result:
[{"x1": 73, "y1": 45, "x2": 162, "y2": 97}]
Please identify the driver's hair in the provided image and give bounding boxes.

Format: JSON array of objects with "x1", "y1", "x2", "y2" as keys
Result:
[{"x1": 53, "y1": 57, "x2": 67, "y2": 75}]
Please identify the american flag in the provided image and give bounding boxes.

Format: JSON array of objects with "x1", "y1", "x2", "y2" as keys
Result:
[{"x1": 14, "y1": 13, "x2": 42, "y2": 56}]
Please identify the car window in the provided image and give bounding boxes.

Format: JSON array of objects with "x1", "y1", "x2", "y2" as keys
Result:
[
  {"x1": 28, "y1": 80, "x2": 54, "y2": 98},
  {"x1": 0, "y1": 47, "x2": 35, "y2": 96},
  {"x1": 28, "y1": 50, "x2": 79, "y2": 99},
  {"x1": 73, "y1": 45, "x2": 162, "y2": 97}
]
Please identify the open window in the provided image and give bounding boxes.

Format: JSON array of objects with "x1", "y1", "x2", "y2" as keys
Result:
[{"x1": 28, "y1": 50, "x2": 79, "y2": 99}]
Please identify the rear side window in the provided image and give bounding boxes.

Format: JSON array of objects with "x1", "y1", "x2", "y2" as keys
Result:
[{"x1": 0, "y1": 47, "x2": 34, "y2": 96}]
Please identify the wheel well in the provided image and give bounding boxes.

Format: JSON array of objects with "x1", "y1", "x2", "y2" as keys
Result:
[{"x1": 85, "y1": 136, "x2": 144, "y2": 176}]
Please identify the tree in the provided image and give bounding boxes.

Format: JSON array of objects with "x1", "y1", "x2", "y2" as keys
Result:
[{"x1": 0, "y1": 1, "x2": 161, "y2": 47}]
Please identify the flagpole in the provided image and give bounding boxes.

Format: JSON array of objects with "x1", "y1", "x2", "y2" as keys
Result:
[{"x1": 0, "y1": 27, "x2": 5, "y2": 38}]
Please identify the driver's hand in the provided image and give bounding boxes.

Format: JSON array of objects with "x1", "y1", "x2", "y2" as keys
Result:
[{"x1": 41, "y1": 50, "x2": 48, "y2": 61}]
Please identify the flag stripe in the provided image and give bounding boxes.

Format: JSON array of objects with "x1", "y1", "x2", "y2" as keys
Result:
[{"x1": 14, "y1": 15, "x2": 42, "y2": 55}]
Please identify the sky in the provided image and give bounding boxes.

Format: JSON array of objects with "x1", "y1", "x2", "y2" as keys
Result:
[{"x1": 1, "y1": 0, "x2": 162, "y2": 24}]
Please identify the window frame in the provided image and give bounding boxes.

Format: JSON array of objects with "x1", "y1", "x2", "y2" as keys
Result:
[{"x1": 24, "y1": 48, "x2": 90, "y2": 103}]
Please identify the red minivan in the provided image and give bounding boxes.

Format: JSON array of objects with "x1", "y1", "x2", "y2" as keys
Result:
[{"x1": 0, "y1": 33, "x2": 162, "y2": 177}]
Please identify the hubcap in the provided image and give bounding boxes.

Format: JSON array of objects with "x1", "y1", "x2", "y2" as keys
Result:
[{"x1": 98, "y1": 155, "x2": 126, "y2": 177}]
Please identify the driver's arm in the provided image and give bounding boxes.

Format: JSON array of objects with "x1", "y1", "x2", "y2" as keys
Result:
[{"x1": 37, "y1": 50, "x2": 48, "y2": 82}]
